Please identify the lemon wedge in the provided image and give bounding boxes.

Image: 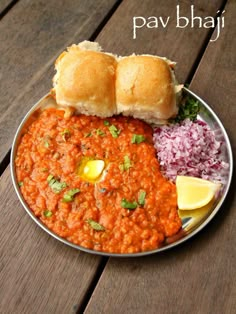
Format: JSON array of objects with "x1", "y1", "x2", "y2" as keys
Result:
[
  {"x1": 176, "y1": 176, "x2": 221, "y2": 210},
  {"x1": 83, "y1": 160, "x2": 105, "y2": 180}
]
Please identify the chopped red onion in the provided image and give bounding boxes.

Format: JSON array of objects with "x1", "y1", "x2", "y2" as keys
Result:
[{"x1": 153, "y1": 119, "x2": 229, "y2": 183}]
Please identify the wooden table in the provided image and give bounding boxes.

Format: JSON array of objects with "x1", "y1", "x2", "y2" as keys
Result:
[{"x1": 0, "y1": 1, "x2": 235, "y2": 313}]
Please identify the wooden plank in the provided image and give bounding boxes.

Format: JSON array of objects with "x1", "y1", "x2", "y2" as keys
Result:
[
  {"x1": 0, "y1": 166, "x2": 104, "y2": 313},
  {"x1": 0, "y1": 1, "x2": 120, "y2": 311},
  {"x1": 0, "y1": 0, "x2": 120, "y2": 166},
  {"x1": 190, "y1": 3, "x2": 236, "y2": 140},
  {"x1": 96, "y1": 0, "x2": 224, "y2": 83},
  {"x1": 84, "y1": 1, "x2": 236, "y2": 314}
]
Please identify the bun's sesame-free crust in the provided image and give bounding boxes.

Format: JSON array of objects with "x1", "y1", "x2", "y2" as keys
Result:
[
  {"x1": 53, "y1": 41, "x2": 182, "y2": 123},
  {"x1": 53, "y1": 43, "x2": 117, "y2": 118},
  {"x1": 116, "y1": 55, "x2": 178, "y2": 124}
]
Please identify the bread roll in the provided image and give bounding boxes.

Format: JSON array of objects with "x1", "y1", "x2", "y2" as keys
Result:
[
  {"x1": 116, "y1": 55, "x2": 179, "y2": 124},
  {"x1": 52, "y1": 41, "x2": 182, "y2": 123},
  {"x1": 53, "y1": 41, "x2": 117, "y2": 117}
]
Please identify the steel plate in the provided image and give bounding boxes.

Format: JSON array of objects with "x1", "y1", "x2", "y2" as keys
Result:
[{"x1": 11, "y1": 88, "x2": 233, "y2": 257}]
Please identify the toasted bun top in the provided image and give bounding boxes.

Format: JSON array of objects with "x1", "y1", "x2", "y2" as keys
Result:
[
  {"x1": 53, "y1": 43, "x2": 117, "y2": 117},
  {"x1": 116, "y1": 55, "x2": 178, "y2": 122},
  {"x1": 52, "y1": 41, "x2": 182, "y2": 123}
]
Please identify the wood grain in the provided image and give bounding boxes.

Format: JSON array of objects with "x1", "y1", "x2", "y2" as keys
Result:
[
  {"x1": 0, "y1": 166, "x2": 103, "y2": 313},
  {"x1": 96, "y1": 0, "x2": 224, "y2": 83},
  {"x1": 0, "y1": 1, "x2": 119, "y2": 312},
  {"x1": 0, "y1": 0, "x2": 120, "y2": 166},
  {"x1": 1, "y1": 0, "x2": 235, "y2": 313},
  {"x1": 84, "y1": 1, "x2": 236, "y2": 313},
  {"x1": 190, "y1": 2, "x2": 236, "y2": 148}
]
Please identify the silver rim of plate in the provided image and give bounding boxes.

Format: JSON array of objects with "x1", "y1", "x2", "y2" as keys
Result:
[{"x1": 11, "y1": 88, "x2": 233, "y2": 257}]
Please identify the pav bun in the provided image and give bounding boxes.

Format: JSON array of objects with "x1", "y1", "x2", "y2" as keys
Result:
[
  {"x1": 53, "y1": 41, "x2": 117, "y2": 117},
  {"x1": 116, "y1": 55, "x2": 178, "y2": 124},
  {"x1": 52, "y1": 41, "x2": 182, "y2": 123}
]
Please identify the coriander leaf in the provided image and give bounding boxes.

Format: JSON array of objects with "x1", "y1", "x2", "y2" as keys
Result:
[
  {"x1": 109, "y1": 125, "x2": 121, "y2": 138},
  {"x1": 103, "y1": 120, "x2": 110, "y2": 126},
  {"x1": 50, "y1": 181, "x2": 67, "y2": 194},
  {"x1": 84, "y1": 132, "x2": 92, "y2": 138},
  {"x1": 47, "y1": 175, "x2": 67, "y2": 194},
  {"x1": 87, "y1": 219, "x2": 105, "y2": 231},
  {"x1": 171, "y1": 96, "x2": 200, "y2": 123},
  {"x1": 121, "y1": 198, "x2": 138, "y2": 210},
  {"x1": 18, "y1": 181, "x2": 23, "y2": 187},
  {"x1": 44, "y1": 140, "x2": 50, "y2": 148},
  {"x1": 43, "y1": 135, "x2": 51, "y2": 148},
  {"x1": 43, "y1": 210, "x2": 53, "y2": 217},
  {"x1": 96, "y1": 129, "x2": 105, "y2": 136},
  {"x1": 138, "y1": 190, "x2": 146, "y2": 206},
  {"x1": 131, "y1": 134, "x2": 146, "y2": 144},
  {"x1": 62, "y1": 188, "x2": 80, "y2": 202},
  {"x1": 47, "y1": 174, "x2": 54, "y2": 182},
  {"x1": 119, "y1": 155, "x2": 132, "y2": 171}
]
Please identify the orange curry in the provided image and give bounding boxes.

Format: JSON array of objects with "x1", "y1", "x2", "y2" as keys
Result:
[{"x1": 15, "y1": 108, "x2": 181, "y2": 253}]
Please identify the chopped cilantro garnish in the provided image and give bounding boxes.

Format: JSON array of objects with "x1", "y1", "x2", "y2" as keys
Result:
[
  {"x1": 171, "y1": 96, "x2": 200, "y2": 123},
  {"x1": 18, "y1": 181, "x2": 23, "y2": 187},
  {"x1": 109, "y1": 125, "x2": 121, "y2": 138},
  {"x1": 47, "y1": 174, "x2": 54, "y2": 182},
  {"x1": 138, "y1": 190, "x2": 146, "y2": 206},
  {"x1": 43, "y1": 135, "x2": 51, "y2": 148},
  {"x1": 131, "y1": 134, "x2": 146, "y2": 144},
  {"x1": 119, "y1": 155, "x2": 132, "y2": 171},
  {"x1": 121, "y1": 198, "x2": 138, "y2": 210},
  {"x1": 87, "y1": 219, "x2": 105, "y2": 231},
  {"x1": 62, "y1": 188, "x2": 80, "y2": 202},
  {"x1": 96, "y1": 129, "x2": 105, "y2": 136},
  {"x1": 44, "y1": 140, "x2": 50, "y2": 148},
  {"x1": 47, "y1": 175, "x2": 67, "y2": 194},
  {"x1": 43, "y1": 210, "x2": 53, "y2": 217},
  {"x1": 84, "y1": 132, "x2": 92, "y2": 138},
  {"x1": 103, "y1": 120, "x2": 110, "y2": 126}
]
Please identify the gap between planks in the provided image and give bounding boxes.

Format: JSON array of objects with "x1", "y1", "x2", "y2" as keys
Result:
[
  {"x1": 0, "y1": 1, "x2": 226, "y2": 177},
  {"x1": 0, "y1": 0, "x2": 20, "y2": 19},
  {"x1": 0, "y1": 4, "x2": 228, "y2": 303},
  {"x1": 0, "y1": 0, "x2": 121, "y2": 311},
  {"x1": 74, "y1": 1, "x2": 229, "y2": 312},
  {"x1": 90, "y1": 0, "x2": 123, "y2": 42},
  {"x1": 0, "y1": 0, "x2": 123, "y2": 177},
  {"x1": 185, "y1": 0, "x2": 228, "y2": 84},
  {"x1": 76, "y1": 256, "x2": 109, "y2": 314},
  {"x1": 0, "y1": 1, "x2": 229, "y2": 311}
]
